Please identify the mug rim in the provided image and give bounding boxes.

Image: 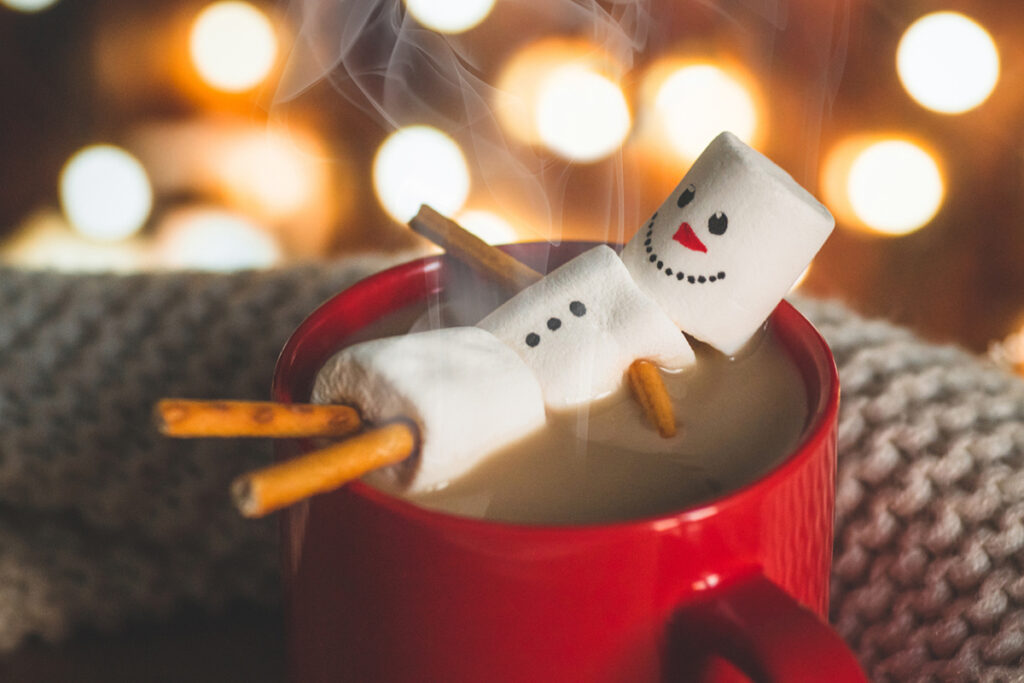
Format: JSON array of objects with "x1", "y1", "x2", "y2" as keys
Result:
[{"x1": 273, "y1": 243, "x2": 839, "y2": 536}]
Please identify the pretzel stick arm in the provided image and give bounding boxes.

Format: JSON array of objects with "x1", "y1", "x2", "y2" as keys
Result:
[
  {"x1": 231, "y1": 422, "x2": 418, "y2": 518},
  {"x1": 627, "y1": 360, "x2": 677, "y2": 438},
  {"x1": 156, "y1": 400, "x2": 362, "y2": 438}
]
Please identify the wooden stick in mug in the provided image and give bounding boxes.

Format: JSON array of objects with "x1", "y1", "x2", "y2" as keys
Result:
[{"x1": 409, "y1": 204, "x2": 543, "y2": 293}]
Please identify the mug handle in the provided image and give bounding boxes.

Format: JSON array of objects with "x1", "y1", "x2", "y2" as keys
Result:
[{"x1": 665, "y1": 572, "x2": 867, "y2": 682}]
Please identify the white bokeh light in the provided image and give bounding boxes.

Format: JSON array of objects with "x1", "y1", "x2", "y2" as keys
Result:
[
  {"x1": 495, "y1": 38, "x2": 624, "y2": 147},
  {"x1": 190, "y1": 1, "x2": 278, "y2": 93},
  {"x1": 403, "y1": 0, "x2": 495, "y2": 34},
  {"x1": 535, "y1": 66, "x2": 631, "y2": 163},
  {"x1": 59, "y1": 145, "x2": 153, "y2": 242},
  {"x1": 1, "y1": 0, "x2": 59, "y2": 12},
  {"x1": 456, "y1": 210, "x2": 519, "y2": 245},
  {"x1": 157, "y1": 208, "x2": 281, "y2": 271},
  {"x1": 654, "y1": 64, "x2": 758, "y2": 162},
  {"x1": 0, "y1": 210, "x2": 150, "y2": 272},
  {"x1": 216, "y1": 129, "x2": 319, "y2": 219},
  {"x1": 897, "y1": 12, "x2": 999, "y2": 114},
  {"x1": 373, "y1": 126, "x2": 470, "y2": 223},
  {"x1": 847, "y1": 140, "x2": 944, "y2": 236}
]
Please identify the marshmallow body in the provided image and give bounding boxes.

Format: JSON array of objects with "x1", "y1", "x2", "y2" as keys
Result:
[
  {"x1": 622, "y1": 132, "x2": 835, "y2": 355},
  {"x1": 478, "y1": 245, "x2": 695, "y2": 410},
  {"x1": 312, "y1": 327, "x2": 546, "y2": 492}
]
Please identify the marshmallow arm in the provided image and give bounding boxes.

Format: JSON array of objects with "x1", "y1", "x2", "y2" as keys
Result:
[{"x1": 312, "y1": 327, "x2": 547, "y2": 492}]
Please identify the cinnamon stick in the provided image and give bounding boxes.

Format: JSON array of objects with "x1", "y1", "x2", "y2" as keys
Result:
[{"x1": 409, "y1": 204, "x2": 542, "y2": 293}]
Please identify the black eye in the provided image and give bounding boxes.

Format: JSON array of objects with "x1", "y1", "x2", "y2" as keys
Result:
[
  {"x1": 708, "y1": 211, "x2": 728, "y2": 235},
  {"x1": 676, "y1": 184, "x2": 695, "y2": 208}
]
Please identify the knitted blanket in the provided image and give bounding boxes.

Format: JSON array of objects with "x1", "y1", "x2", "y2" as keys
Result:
[{"x1": 1, "y1": 262, "x2": 1023, "y2": 682}]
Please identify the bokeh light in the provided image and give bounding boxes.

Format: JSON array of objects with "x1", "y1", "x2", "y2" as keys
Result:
[
  {"x1": 824, "y1": 136, "x2": 944, "y2": 236},
  {"x1": 456, "y1": 210, "x2": 520, "y2": 245},
  {"x1": 131, "y1": 119, "x2": 345, "y2": 257},
  {"x1": 373, "y1": 125, "x2": 470, "y2": 223},
  {"x1": 496, "y1": 38, "x2": 625, "y2": 148},
  {"x1": 403, "y1": 0, "x2": 495, "y2": 34},
  {"x1": 1, "y1": 0, "x2": 60, "y2": 12},
  {"x1": 990, "y1": 323, "x2": 1024, "y2": 376},
  {"x1": 215, "y1": 127, "x2": 323, "y2": 220},
  {"x1": 897, "y1": 12, "x2": 999, "y2": 114},
  {"x1": 59, "y1": 145, "x2": 153, "y2": 242},
  {"x1": 190, "y1": 1, "x2": 278, "y2": 93},
  {"x1": 534, "y1": 66, "x2": 630, "y2": 162},
  {"x1": 156, "y1": 208, "x2": 281, "y2": 271},
  {"x1": 650, "y1": 62, "x2": 759, "y2": 162},
  {"x1": 0, "y1": 210, "x2": 150, "y2": 272}
]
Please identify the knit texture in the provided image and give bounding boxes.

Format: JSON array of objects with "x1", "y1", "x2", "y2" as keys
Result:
[
  {"x1": 0, "y1": 257, "x2": 406, "y2": 650},
  {"x1": 1, "y1": 263, "x2": 1023, "y2": 681},
  {"x1": 795, "y1": 298, "x2": 1024, "y2": 682}
]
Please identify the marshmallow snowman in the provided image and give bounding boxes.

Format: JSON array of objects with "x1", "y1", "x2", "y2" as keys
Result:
[
  {"x1": 309, "y1": 132, "x2": 835, "y2": 493},
  {"x1": 312, "y1": 326, "x2": 546, "y2": 492},
  {"x1": 478, "y1": 245, "x2": 695, "y2": 410},
  {"x1": 621, "y1": 132, "x2": 834, "y2": 355}
]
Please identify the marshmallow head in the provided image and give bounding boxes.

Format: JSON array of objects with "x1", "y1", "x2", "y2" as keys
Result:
[
  {"x1": 478, "y1": 245, "x2": 694, "y2": 410},
  {"x1": 622, "y1": 132, "x2": 834, "y2": 354},
  {"x1": 312, "y1": 327, "x2": 546, "y2": 492}
]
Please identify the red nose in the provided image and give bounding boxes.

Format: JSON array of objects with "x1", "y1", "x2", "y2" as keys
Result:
[{"x1": 672, "y1": 222, "x2": 707, "y2": 253}]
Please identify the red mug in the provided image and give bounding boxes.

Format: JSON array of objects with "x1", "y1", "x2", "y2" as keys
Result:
[{"x1": 273, "y1": 242, "x2": 866, "y2": 682}]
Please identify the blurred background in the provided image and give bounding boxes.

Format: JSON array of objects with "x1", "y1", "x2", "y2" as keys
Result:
[{"x1": 0, "y1": 0, "x2": 1021, "y2": 367}]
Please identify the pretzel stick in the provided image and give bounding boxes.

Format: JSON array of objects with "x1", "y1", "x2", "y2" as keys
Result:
[
  {"x1": 156, "y1": 399, "x2": 362, "y2": 438},
  {"x1": 410, "y1": 205, "x2": 543, "y2": 293},
  {"x1": 410, "y1": 204, "x2": 677, "y2": 437},
  {"x1": 627, "y1": 360, "x2": 677, "y2": 437},
  {"x1": 231, "y1": 422, "x2": 417, "y2": 518}
]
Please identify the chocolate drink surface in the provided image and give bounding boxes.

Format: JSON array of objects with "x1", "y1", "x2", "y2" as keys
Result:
[
  {"x1": 342, "y1": 278, "x2": 808, "y2": 525},
  {"x1": 404, "y1": 329, "x2": 806, "y2": 524}
]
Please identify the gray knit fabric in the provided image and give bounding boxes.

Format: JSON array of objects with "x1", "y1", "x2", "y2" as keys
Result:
[
  {"x1": 0, "y1": 257, "x2": 406, "y2": 650},
  {"x1": 796, "y1": 298, "x2": 1024, "y2": 683},
  {"x1": 0, "y1": 264, "x2": 1022, "y2": 681}
]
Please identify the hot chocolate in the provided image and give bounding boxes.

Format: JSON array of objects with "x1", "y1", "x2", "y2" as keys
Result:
[{"x1": 404, "y1": 328, "x2": 806, "y2": 524}]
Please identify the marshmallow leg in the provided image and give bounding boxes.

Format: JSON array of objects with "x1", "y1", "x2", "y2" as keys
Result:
[
  {"x1": 478, "y1": 245, "x2": 694, "y2": 410},
  {"x1": 312, "y1": 327, "x2": 546, "y2": 493},
  {"x1": 622, "y1": 131, "x2": 835, "y2": 355}
]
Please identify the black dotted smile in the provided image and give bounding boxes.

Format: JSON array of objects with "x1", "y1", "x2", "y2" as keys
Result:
[
  {"x1": 525, "y1": 300, "x2": 587, "y2": 348},
  {"x1": 644, "y1": 217, "x2": 725, "y2": 285}
]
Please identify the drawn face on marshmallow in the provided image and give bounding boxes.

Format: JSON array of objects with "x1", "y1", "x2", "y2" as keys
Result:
[
  {"x1": 622, "y1": 132, "x2": 835, "y2": 355},
  {"x1": 478, "y1": 245, "x2": 694, "y2": 410}
]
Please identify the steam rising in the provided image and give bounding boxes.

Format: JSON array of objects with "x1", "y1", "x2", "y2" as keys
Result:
[
  {"x1": 276, "y1": 0, "x2": 651, "y2": 242},
  {"x1": 275, "y1": 0, "x2": 850, "y2": 241}
]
